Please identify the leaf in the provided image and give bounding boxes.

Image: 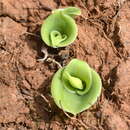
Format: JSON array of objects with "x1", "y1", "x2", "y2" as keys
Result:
[
  {"x1": 50, "y1": 31, "x2": 67, "y2": 46},
  {"x1": 41, "y1": 7, "x2": 81, "y2": 48},
  {"x1": 63, "y1": 71, "x2": 83, "y2": 90},
  {"x1": 51, "y1": 59, "x2": 102, "y2": 115},
  {"x1": 62, "y1": 7, "x2": 81, "y2": 17},
  {"x1": 62, "y1": 59, "x2": 92, "y2": 95}
]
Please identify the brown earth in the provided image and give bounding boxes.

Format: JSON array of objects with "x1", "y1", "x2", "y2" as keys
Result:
[{"x1": 0, "y1": 0, "x2": 130, "y2": 130}]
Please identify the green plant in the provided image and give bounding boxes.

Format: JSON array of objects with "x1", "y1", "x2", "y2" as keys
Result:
[
  {"x1": 41, "y1": 7, "x2": 81, "y2": 48},
  {"x1": 51, "y1": 59, "x2": 102, "y2": 115}
]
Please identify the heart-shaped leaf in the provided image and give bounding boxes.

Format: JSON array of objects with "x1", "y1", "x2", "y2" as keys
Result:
[{"x1": 50, "y1": 31, "x2": 67, "y2": 46}]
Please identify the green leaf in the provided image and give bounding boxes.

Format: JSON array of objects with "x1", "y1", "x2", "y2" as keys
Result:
[
  {"x1": 51, "y1": 59, "x2": 102, "y2": 115},
  {"x1": 63, "y1": 71, "x2": 83, "y2": 90},
  {"x1": 50, "y1": 30, "x2": 67, "y2": 46},
  {"x1": 41, "y1": 7, "x2": 81, "y2": 48},
  {"x1": 62, "y1": 7, "x2": 81, "y2": 17}
]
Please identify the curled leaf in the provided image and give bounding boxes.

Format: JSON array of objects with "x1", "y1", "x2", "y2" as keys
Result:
[
  {"x1": 41, "y1": 7, "x2": 81, "y2": 48},
  {"x1": 51, "y1": 59, "x2": 102, "y2": 115}
]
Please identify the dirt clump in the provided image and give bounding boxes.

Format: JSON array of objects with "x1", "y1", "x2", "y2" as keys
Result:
[
  {"x1": 102, "y1": 103, "x2": 129, "y2": 130},
  {"x1": 0, "y1": 85, "x2": 29, "y2": 123}
]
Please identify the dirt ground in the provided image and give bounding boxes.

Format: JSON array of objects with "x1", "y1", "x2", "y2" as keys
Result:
[{"x1": 0, "y1": 0, "x2": 130, "y2": 130}]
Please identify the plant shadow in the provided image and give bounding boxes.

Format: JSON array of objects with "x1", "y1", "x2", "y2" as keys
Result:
[{"x1": 32, "y1": 76, "x2": 67, "y2": 123}]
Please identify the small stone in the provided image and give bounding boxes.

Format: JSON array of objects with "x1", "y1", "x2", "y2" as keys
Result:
[{"x1": 95, "y1": 111, "x2": 102, "y2": 118}]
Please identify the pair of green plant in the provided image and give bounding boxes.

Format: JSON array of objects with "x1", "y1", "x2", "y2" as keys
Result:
[{"x1": 41, "y1": 7, "x2": 102, "y2": 115}]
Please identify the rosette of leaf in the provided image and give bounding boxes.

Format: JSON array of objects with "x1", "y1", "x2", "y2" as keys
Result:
[
  {"x1": 51, "y1": 59, "x2": 102, "y2": 115},
  {"x1": 41, "y1": 7, "x2": 81, "y2": 48}
]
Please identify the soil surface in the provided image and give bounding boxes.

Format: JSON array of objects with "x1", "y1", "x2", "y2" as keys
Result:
[{"x1": 0, "y1": 0, "x2": 130, "y2": 130}]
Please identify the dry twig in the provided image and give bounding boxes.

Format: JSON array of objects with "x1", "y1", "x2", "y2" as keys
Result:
[
  {"x1": 46, "y1": 57, "x2": 62, "y2": 68},
  {"x1": 24, "y1": 32, "x2": 40, "y2": 38},
  {"x1": 37, "y1": 47, "x2": 48, "y2": 62}
]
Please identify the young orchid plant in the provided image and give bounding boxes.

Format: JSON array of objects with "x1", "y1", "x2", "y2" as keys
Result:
[
  {"x1": 51, "y1": 59, "x2": 102, "y2": 115},
  {"x1": 41, "y1": 7, "x2": 81, "y2": 48}
]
